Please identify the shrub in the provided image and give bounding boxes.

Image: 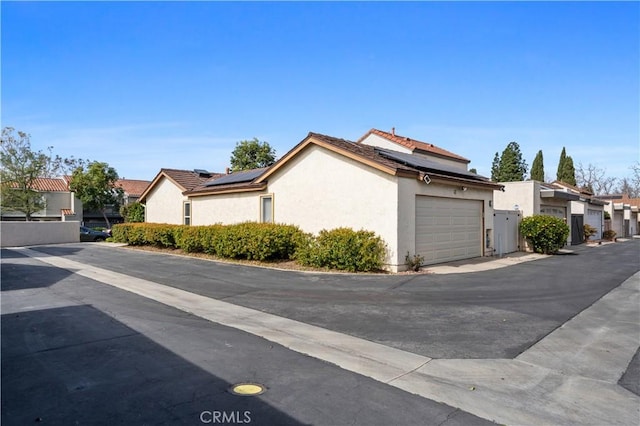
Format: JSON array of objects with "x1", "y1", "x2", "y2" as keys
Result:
[
  {"x1": 519, "y1": 215, "x2": 570, "y2": 254},
  {"x1": 603, "y1": 229, "x2": 616, "y2": 241},
  {"x1": 583, "y1": 224, "x2": 597, "y2": 240},
  {"x1": 405, "y1": 252, "x2": 424, "y2": 272},
  {"x1": 296, "y1": 228, "x2": 386, "y2": 272},
  {"x1": 604, "y1": 211, "x2": 611, "y2": 220},
  {"x1": 120, "y1": 202, "x2": 145, "y2": 223}
]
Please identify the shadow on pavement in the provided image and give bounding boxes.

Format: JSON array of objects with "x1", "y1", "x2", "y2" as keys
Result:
[
  {"x1": 1, "y1": 305, "x2": 309, "y2": 426},
  {"x1": 1, "y1": 264, "x2": 74, "y2": 291}
]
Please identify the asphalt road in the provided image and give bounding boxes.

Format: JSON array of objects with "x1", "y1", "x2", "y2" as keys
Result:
[
  {"x1": 2, "y1": 240, "x2": 638, "y2": 425},
  {"x1": 25, "y1": 239, "x2": 640, "y2": 359},
  {"x1": 1, "y1": 248, "x2": 489, "y2": 426}
]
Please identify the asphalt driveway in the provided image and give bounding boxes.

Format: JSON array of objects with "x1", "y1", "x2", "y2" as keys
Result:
[{"x1": 26, "y1": 239, "x2": 640, "y2": 359}]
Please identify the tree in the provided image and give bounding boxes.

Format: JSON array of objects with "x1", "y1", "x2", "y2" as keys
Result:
[
  {"x1": 120, "y1": 201, "x2": 145, "y2": 222},
  {"x1": 530, "y1": 150, "x2": 545, "y2": 181},
  {"x1": 556, "y1": 147, "x2": 567, "y2": 182},
  {"x1": 559, "y1": 156, "x2": 577, "y2": 186},
  {"x1": 556, "y1": 147, "x2": 576, "y2": 185},
  {"x1": 491, "y1": 142, "x2": 528, "y2": 182},
  {"x1": 575, "y1": 162, "x2": 617, "y2": 195},
  {"x1": 230, "y1": 138, "x2": 276, "y2": 171},
  {"x1": 491, "y1": 152, "x2": 500, "y2": 181},
  {"x1": 617, "y1": 162, "x2": 640, "y2": 198},
  {"x1": 0, "y1": 127, "x2": 65, "y2": 220},
  {"x1": 69, "y1": 162, "x2": 124, "y2": 228},
  {"x1": 469, "y1": 167, "x2": 478, "y2": 174}
]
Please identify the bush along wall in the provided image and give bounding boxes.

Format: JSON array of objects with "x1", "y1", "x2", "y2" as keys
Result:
[
  {"x1": 111, "y1": 222, "x2": 387, "y2": 272},
  {"x1": 519, "y1": 215, "x2": 570, "y2": 254},
  {"x1": 295, "y1": 227, "x2": 387, "y2": 272}
]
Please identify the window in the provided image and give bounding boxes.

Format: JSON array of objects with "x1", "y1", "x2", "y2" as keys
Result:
[
  {"x1": 183, "y1": 201, "x2": 191, "y2": 225},
  {"x1": 260, "y1": 195, "x2": 273, "y2": 223}
]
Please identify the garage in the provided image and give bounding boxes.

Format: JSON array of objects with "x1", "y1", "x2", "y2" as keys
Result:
[
  {"x1": 585, "y1": 209, "x2": 602, "y2": 240},
  {"x1": 416, "y1": 196, "x2": 483, "y2": 265}
]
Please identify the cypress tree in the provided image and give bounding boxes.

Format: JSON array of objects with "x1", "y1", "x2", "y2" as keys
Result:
[
  {"x1": 560, "y1": 156, "x2": 577, "y2": 186},
  {"x1": 491, "y1": 152, "x2": 500, "y2": 181},
  {"x1": 531, "y1": 150, "x2": 545, "y2": 181},
  {"x1": 556, "y1": 147, "x2": 567, "y2": 181}
]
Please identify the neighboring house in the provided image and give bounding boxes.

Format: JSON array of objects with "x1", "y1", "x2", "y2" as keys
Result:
[
  {"x1": 82, "y1": 178, "x2": 151, "y2": 227},
  {"x1": 599, "y1": 194, "x2": 639, "y2": 237},
  {"x1": 551, "y1": 181, "x2": 608, "y2": 242},
  {"x1": 0, "y1": 177, "x2": 83, "y2": 222},
  {"x1": 493, "y1": 180, "x2": 580, "y2": 249},
  {"x1": 141, "y1": 129, "x2": 502, "y2": 271},
  {"x1": 141, "y1": 169, "x2": 222, "y2": 225}
]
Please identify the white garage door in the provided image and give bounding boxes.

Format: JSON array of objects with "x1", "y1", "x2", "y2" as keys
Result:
[
  {"x1": 540, "y1": 206, "x2": 566, "y2": 220},
  {"x1": 415, "y1": 196, "x2": 483, "y2": 265},
  {"x1": 585, "y1": 209, "x2": 602, "y2": 240}
]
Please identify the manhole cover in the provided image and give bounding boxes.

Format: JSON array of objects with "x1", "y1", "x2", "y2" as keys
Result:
[{"x1": 229, "y1": 383, "x2": 266, "y2": 396}]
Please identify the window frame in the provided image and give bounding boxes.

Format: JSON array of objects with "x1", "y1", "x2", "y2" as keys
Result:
[
  {"x1": 260, "y1": 194, "x2": 274, "y2": 223},
  {"x1": 183, "y1": 201, "x2": 191, "y2": 225}
]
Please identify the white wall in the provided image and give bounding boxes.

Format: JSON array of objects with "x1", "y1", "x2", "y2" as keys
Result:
[
  {"x1": 145, "y1": 177, "x2": 188, "y2": 224},
  {"x1": 191, "y1": 192, "x2": 263, "y2": 225},
  {"x1": 359, "y1": 134, "x2": 412, "y2": 154},
  {"x1": 493, "y1": 181, "x2": 538, "y2": 216},
  {"x1": 266, "y1": 145, "x2": 400, "y2": 269},
  {"x1": 398, "y1": 178, "x2": 494, "y2": 263},
  {"x1": 359, "y1": 134, "x2": 468, "y2": 171},
  {"x1": 1, "y1": 221, "x2": 80, "y2": 247}
]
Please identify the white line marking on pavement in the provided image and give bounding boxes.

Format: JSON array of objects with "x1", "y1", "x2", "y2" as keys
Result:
[{"x1": 18, "y1": 248, "x2": 640, "y2": 426}]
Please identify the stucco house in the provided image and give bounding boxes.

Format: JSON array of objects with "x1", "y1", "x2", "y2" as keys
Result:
[
  {"x1": 82, "y1": 179, "x2": 152, "y2": 227},
  {"x1": 599, "y1": 195, "x2": 639, "y2": 238},
  {"x1": 140, "y1": 129, "x2": 502, "y2": 271},
  {"x1": 550, "y1": 181, "x2": 608, "y2": 242},
  {"x1": 1, "y1": 177, "x2": 83, "y2": 222},
  {"x1": 493, "y1": 180, "x2": 580, "y2": 249}
]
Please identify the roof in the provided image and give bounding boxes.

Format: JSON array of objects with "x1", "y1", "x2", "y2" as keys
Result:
[
  {"x1": 256, "y1": 132, "x2": 501, "y2": 190},
  {"x1": 116, "y1": 179, "x2": 151, "y2": 197},
  {"x1": 187, "y1": 168, "x2": 269, "y2": 196},
  {"x1": 551, "y1": 180, "x2": 593, "y2": 196},
  {"x1": 8, "y1": 177, "x2": 70, "y2": 192},
  {"x1": 139, "y1": 168, "x2": 223, "y2": 201},
  {"x1": 356, "y1": 128, "x2": 470, "y2": 164}
]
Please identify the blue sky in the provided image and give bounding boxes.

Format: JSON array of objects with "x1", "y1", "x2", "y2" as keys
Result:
[{"x1": 2, "y1": 1, "x2": 638, "y2": 181}]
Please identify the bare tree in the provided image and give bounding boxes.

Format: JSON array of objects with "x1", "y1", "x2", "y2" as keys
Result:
[
  {"x1": 575, "y1": 162, "x2": 617, "y2": 195},
  {"x1": 616, "y1": 162, "x2": 640, "y2": 198}
]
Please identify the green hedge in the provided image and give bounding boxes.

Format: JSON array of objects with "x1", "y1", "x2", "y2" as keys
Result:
[
  {"x1": 519, "y1": 215, "x2": 570, "y2": 254},
  {"x1": 112, "y1": 222, "x2": 304, "y2": 261},
  {"x1": 295, "y1": 228, "x2": 386, "y2": 272},
  {"x1": 112, "y1": 222, "x2": 387, "y2": 272}
]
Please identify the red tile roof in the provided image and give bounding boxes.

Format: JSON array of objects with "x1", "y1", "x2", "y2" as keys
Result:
[
  {"x1": 116, "y1": 179, "x2": 151, "y2": 197},
  {"x1": 61, "y1": 209, "x2": 74, "y2": 216},
  {"x1": 357, "y1": 128, "x2": 470, "y2": 163},
  {"x1": 10, "y1": 177, "x2": 70, "y2": 192}
]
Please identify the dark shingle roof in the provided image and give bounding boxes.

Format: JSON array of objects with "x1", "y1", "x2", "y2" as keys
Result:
[{"x1": 160, "y1": 169, "x2": 223, "y2": 191}]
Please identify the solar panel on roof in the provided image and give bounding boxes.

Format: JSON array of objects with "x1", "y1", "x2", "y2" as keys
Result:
[
  {"x1": 376, "y1": 148, "x2": 488, "y2": 180},
  {"x1": 204, "y1": 168, "x2": 265, "y2": 187}
]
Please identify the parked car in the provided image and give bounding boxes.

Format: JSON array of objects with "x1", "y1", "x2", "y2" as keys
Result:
[{"x1": 80, "y1": 226, "x2": 110, "y2": 242}]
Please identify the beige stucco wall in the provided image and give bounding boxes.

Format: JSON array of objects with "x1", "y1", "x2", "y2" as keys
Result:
[
  {"x1": 360, "y1": 134, "x2": 413, "y2": 154},
  {"x1": 1, "y1": 192, "x2": 83, "y2": 221},
  {"x1": 191, "y1": 192, "x2": 263, "y2": 225},
  {"x1": 266, "y1": 145, "x2": 400, "y2": 269},
  {"x1": 1, "y1": 220, "x2": 80, "y2": 247},
  {"x1": 494, "y1": 181, "x2": 574, "y2": 247},
  {"x1": 398, "y1": 178, "x2": 494, "y2": 263},
  {"x1": 493, "y1": 181, "x2": 539, "y2": 216},
  {"x1": 145, "y1": 177, "x2": 188, "y2": 224},
  {"x1": 359, "y1": 134, "x2": 468, "y2": 171}
]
